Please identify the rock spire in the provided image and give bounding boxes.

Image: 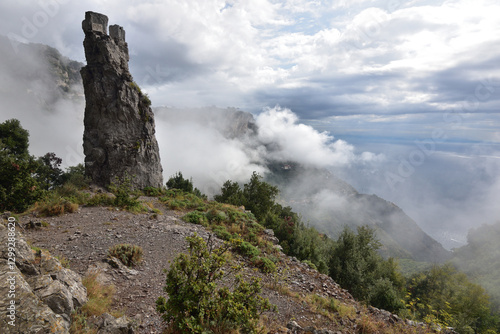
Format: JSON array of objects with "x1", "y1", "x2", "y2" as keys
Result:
[{"x1": 80, "y1": 11, "x2": 163, "y2": 189}]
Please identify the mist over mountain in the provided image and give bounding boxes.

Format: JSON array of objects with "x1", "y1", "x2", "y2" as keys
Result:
[
  {"x1": 155, "y1": 105, "x2": 450, "y2": 262},
  {"x1": 0, "y1": 36, "x2": 458, "y2": 262},
  {"x1": 0, "y1": 35, "x2": 85, "y2": 167}
]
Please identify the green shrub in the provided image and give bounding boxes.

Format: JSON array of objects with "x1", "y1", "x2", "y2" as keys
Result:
[
  {"x1": 156, "y1": 234, "x2": 274, "y2": 333},
  {"x1": 253, "y1": 256, "x2": 276, "y2": 274},
  {"x1": 108, "y1": 176, "x2": 146, "y2": 212},
  {"x1": 129, "y1": 81, "x2": 142, "y2": 94},
  {"x1": 213, "y1": 225, "x2": 233, "y2": 241},
  {"x1": 55, "y1": 183, "x2": 90, "y2": 204},
  {"x1": 237, "y1": 241, "x2": 260, "y2": 258},
  {"x1": 183, "y1": 211, "x2": 208, "y2": 225},
  {"x1": 108, "y1": 244, "x2": 143, "y2": 267},
  {"x1": 143, "y1": 186, "x2": 166, "y2": 197},
  {"x1": 142, "y1": 94, "x2": 152, "y2": 108},
  {"x1": 61, "y1": 163, "x2": 88, "y2": 188},
  {"x1": 160, "y1": 189, "x2": 206, "y2": 211},
  {"x1": 166, "y1": 172, "x2": 206, "y2": 198},
  {"x1": 206, "y1": 208, "x2": 227, "y2": 224},
  {"x1": 302, "y1": 260, "x2": 317, "y2": 271},
  {"x1": 87, "y1": 193, "x2": 114, "y2": 207}
]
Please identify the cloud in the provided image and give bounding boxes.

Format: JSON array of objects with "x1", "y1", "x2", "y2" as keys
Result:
[
  {"x1": 2, "y1": 0, "x2": 499, "y2": 119},
  {"x1": 256, "y1": 106, "x2": 357, "y2": 167},
  {"x1": 154, "y1": 105, "x2": 383, "y2": 196}
]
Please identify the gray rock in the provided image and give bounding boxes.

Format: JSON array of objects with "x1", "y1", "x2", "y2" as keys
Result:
[
  {"x1": 0, "y1": 223, "x2": 88, "y2": 333},
  {"x1": 0, "y1": 223, "x2": 38, "y2": 275},
  {"x1": 97, "y1": 312, "x2": 135, "y2": 334},
  {"x1": 55, "y1": 268, "x2": 88, "y2": 308},
  {"x1": 0, "y1": 259, "x2": 69, "y2": 333},
  {"x1": 37, "y1": 280, "x2": 74, "y2": 321},
  {"x1": 81, "y1": 11, "x2": 163, "y2": 190}
]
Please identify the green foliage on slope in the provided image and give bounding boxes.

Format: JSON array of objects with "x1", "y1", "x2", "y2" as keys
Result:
[
  {"x1": 452, "y1": 222, "x2": 500, "y2": 314},
  {"x1": 156, "y1": 234, "x2": 274, "y2": 333},
  {"x1": 329, "y1": 226, "x2": 406, "y2": 312},
  {"x1": 214, "y1": 172, "x2": 406, "y2": 312},
  {"x1": 403, "y1": 264, "x2": 499, "y2": 333}
]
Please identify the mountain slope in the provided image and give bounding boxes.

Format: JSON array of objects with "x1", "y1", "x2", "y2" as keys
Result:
[
  {"x1": 267, "y1": 162, "x2": 451, "y2": 262},
  {"x1": 17, "y1": 193, "x2": 436, "y2": 333},
  {"x1": 155, "y1": 106, "x2": 450, "y2": 263}
]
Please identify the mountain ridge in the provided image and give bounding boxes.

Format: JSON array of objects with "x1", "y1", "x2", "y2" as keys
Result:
[{"x1": 1, "y1": 36, "x2": 450, "y2": 263}]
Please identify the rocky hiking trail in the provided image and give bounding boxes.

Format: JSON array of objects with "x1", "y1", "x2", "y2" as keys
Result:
[{"x1": 20, "y1": 197, "x2": 431, "y2": 334}]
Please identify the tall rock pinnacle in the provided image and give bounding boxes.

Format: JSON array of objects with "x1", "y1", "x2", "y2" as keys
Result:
[{"x1": 80, "y1": 11, "x2": 163, "y2": 189}]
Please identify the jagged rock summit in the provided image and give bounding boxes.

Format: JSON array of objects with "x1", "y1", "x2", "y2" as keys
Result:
[{"x1": 81, "y1": 11, "x2": 163, "y2": 189}]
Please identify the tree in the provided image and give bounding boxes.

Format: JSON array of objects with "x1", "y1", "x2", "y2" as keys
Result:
[
  {"x1": 406, "y1": 264, "x2": 498, "y2": 333},
  {"x1": 35, "y1": 152, "x2": 63, "y2": 190},
  {"x1": 0, "y1": 119, "x2": 43, "y2": 212},
  {"x1": 166, "y1": 171, "x2": 205, "y2": 198},
  {"x1": 156, "y1": 234, "x2": 274, "y2": 333},
  {"x1": 328, "y1": 226, "x2": 404, "y2": 312},
  {"x1": 0, "y1": 119, "x2": 29, "y2": 157},
  {"x1": 242, "y1": 172, "x2": 279, "y2": 222},
  {"x1": 214, "y1": 173, "x2": 332, "y2": 274},
  {"x1": 213, "y1": 180, "x2": 244, "y2": 206}
]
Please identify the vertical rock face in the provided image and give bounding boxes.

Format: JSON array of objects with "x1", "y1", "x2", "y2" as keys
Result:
[{"x1": 81, "y1": 11, "x2": 163, "y2": 189}]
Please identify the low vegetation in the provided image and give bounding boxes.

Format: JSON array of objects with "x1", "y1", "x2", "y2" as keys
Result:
[
  {"x1": 70, "y1": 271, "x2": 117, "y2": 334},
  {"x1": 108, "y1": 243, "x2": 144, "y2": 267},
  {"x1": 156, "y1": 234, "x2": 275, "y2": 333}
]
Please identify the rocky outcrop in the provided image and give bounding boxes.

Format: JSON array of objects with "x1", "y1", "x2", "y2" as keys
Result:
[
  {"x1": 81, "y1": 11, "x2": 163, "y2": 190},
  {"x1": 0, "y1": 222, "x2": 87, "y2": 333}
]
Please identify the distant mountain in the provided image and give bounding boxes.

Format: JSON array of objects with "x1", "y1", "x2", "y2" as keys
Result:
[
  {"x1": 266, "y1": 162, "x2": 451, "y2": 263},
  {"x1": 156, "y1": 106, "x2": 451, "y2": 263},
  {"x1": 0, "y1": 35, "x2": 83, "y2": 110}
]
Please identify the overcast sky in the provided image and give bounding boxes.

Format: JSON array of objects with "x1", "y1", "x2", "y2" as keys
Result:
[{"x1": 1, "y1": 0, "x2": 499, "y2": 246}]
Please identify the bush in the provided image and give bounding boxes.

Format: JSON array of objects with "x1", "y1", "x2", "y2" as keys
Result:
[
  {"x1": 237, "y1": 241, "x2": 260, "y2": 258},
  {"x1": 166, "y1": 172, "x2": 193, "y2": 192},
  {"x1": 213, "y1": 225, "x2": 233, "y2": 241},
  {"x1": 183, "y1": 211, "x2": 208, "y2": 225},
  {"x1": 368, "y1": 278, "x2": 405, "y2": 312},
  {"x1": 87, "y1": 193, "x2": 115, "y2": 207},
  {"x1": 108, "y1": 244, "x2": 143, "y2": 267},
  {"x1": 253, "y1": 256, "x2": 276, "y2": 274},
  {"x1": 160, "y1": 189, "x2": 206, "y2": 211},
  {"x1": 328, "y1": 226, "x2": 405, "y2": 312},
  {"x1": 61, "y1": 163, "x2": 88, "y2": 188},
  {"x1": 35, "y1": 193, "x2": 79, "y2": 217},
  {"x1": 302, "y1": 260, "x2": 317, "y2": 271},
  {"x1": 109, "y1": 176, "x2": 146, "y2": 212},
  {"x1": 143, "y1": 186, "x2": 166, "y2": 197},
  {"x1": 156, "y1": 234, "x2": 274, "y2": 333},
  {"x1": 206, "y1": 208, "x2": 227, "y2": 224}
]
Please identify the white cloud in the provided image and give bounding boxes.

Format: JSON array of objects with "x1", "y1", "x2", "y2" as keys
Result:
[{"x1": 255, "y1": 106, "x2": 382, "y2": 167}]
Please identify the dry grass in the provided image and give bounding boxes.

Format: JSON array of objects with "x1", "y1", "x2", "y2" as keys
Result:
[
  {"x1": 70, "y1": 270, "x2": 117, "y2": 334},
  {"x1": 80, "y1": 271, "x2": 116, "y2": 317}
]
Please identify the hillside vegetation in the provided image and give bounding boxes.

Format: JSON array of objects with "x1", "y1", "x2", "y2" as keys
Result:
[
  {"x1": 452, "y1": 222, "x2": 500, "y2": 313},
  {"x1": 2, "y1": 118, "x2": 500, "y2": 333}
]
